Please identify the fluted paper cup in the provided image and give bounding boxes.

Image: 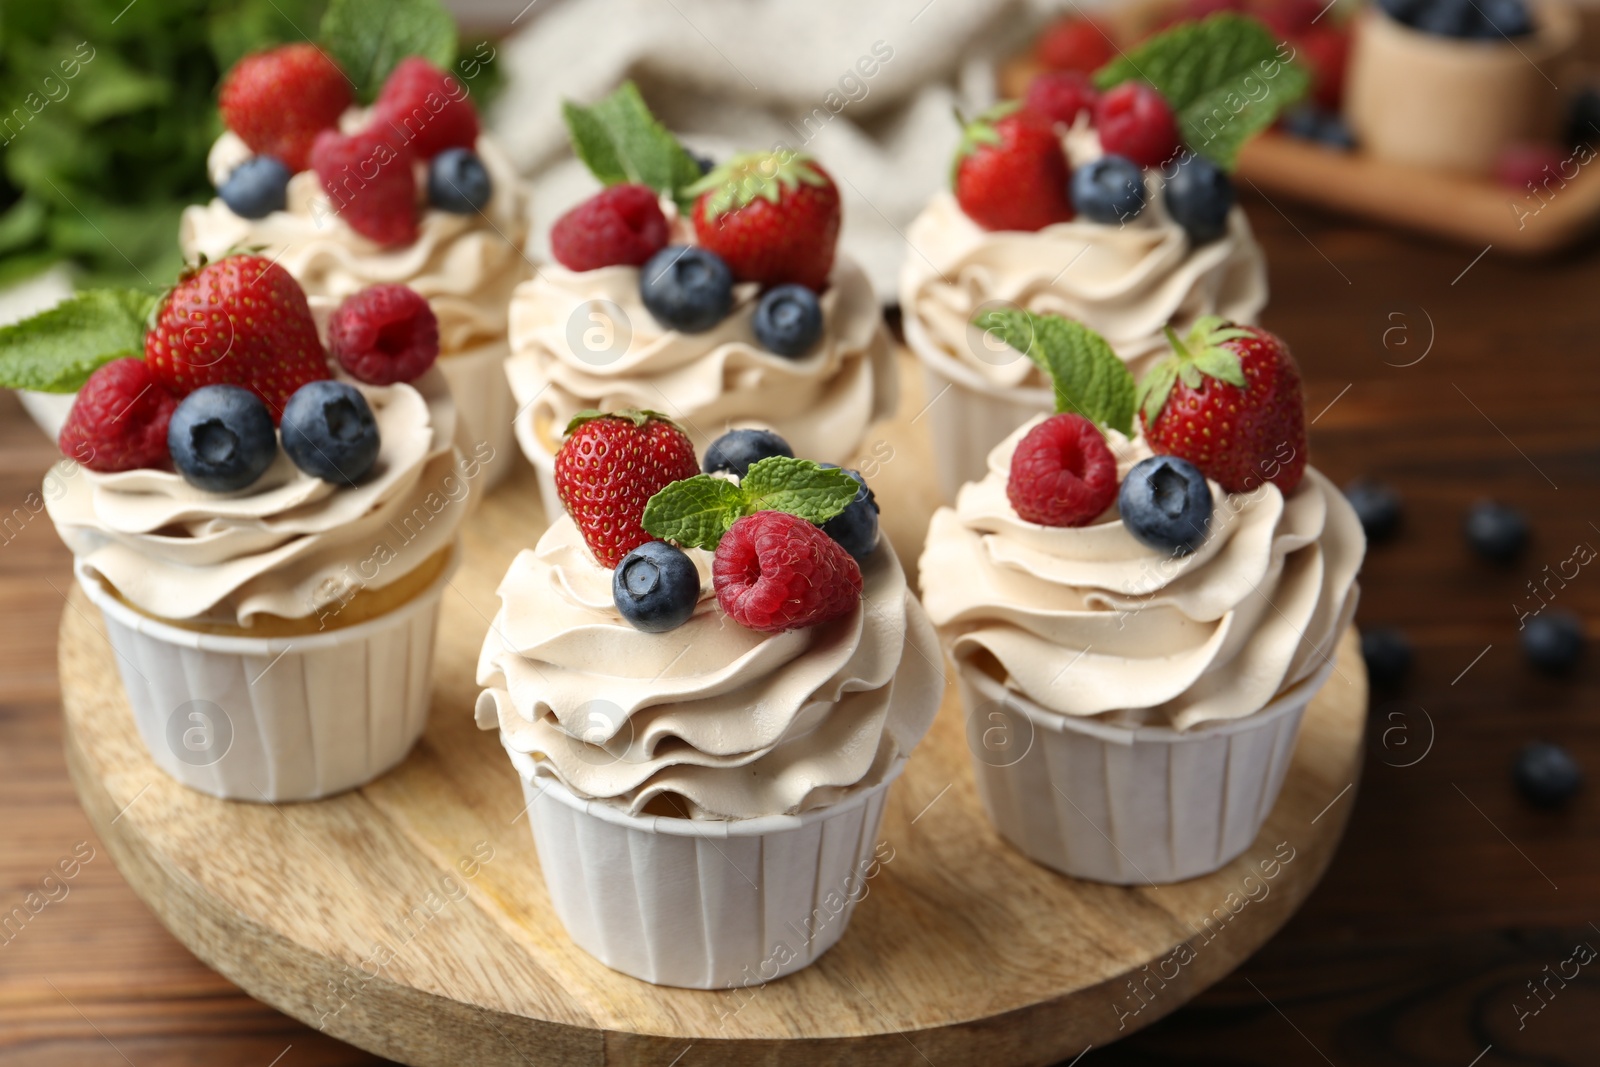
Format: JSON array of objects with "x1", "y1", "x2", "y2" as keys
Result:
[
  {"x1": 436, "y1": 338, "x2": 517, "y2": 492},
  {"x1": 957, "y1": 658, "x2": 1333, "y2": 884},
  {"x1": 76, "y1": 544, "x2": 459, "y2": 802},
  {"x1": 506, "y1": 744, "x2": 903, "y2": 989}
]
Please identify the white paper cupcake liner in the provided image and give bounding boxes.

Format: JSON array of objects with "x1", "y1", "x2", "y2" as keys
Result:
[
  {"x1": 76, "y1": 544, "x2": 460, "y2": 803},
  {"x1": 957, "y1": 659, "x2": 1333, "y2": 884},
  {"x1": 436, "y1": 338, "x2": 518, "y2": 491},
  {"x1": 505, "y1": 744, "x2": 903, "y2": 989}
]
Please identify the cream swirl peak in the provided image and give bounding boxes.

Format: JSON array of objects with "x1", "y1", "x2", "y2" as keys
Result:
[
  {"x1": 919, "y1": 416, "x2": 1363, "y2": 731},
  {"x1": 475, "y1": 516, "x2": 942, "y2": 820}
]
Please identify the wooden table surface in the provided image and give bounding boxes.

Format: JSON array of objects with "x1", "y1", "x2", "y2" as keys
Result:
[{"x1": 3, "y1": 191, "x2": 1597, "y2": 1066}]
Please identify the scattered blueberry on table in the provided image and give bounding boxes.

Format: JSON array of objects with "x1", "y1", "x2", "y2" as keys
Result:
[{"x1": 1513, "y1": 741, "x2": 1583, "y2": 808}]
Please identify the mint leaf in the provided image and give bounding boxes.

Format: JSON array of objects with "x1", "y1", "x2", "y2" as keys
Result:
[
  {"x1": 0, "y1": 289, "x2": 155, "y2": 393},
  {"x1": 560, "y1": 101, "x2": 629, "y2": 186},
  {"x1": 974, "y1": 310, "x2": 1137, "y2": 436},
  {"x1": 642, "y1": 476, "x2": 746, "y2": 551},
  {"x1": 320, "y1": 0, "x2": 456, "y2": 104},
  {"x1": 562, "y1": 82, "x2": 703, "y2": 208},
  {"x1": 741, "y1": 458, "x2": 857, "y2": 524},
  {"x1": 1092, "y1": 14, "x2": 1309, "y2": 169}
]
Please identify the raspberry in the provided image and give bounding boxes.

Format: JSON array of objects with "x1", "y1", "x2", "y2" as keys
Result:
[
  {"x1": 1095, "y1": 83, "x2": 1181, "y2": 170},
  {"x1": 1006, "y1": 413, "x2": 1119, "y2": 527},
  {"x1": 554, "y1": 412, "x2": 700, "y2": 567},
  {"x1": 311, "y1": 127, "x2": 418, "y2": 247},
  {"x1": 551, "y1": 184, "x2": 670, "y2": 271},
  {"x1": 329, "y1": 285, "x2": 440, "y2": 385},
  {"x1": 58, "y1": 358, "x2": 178, "y2": 472},
  {"x1": 219, "y1": 44, "x2": 350, "y2": 172},
  {"x1": 1034, "y1": 17, "x2": 1115, "y2": 73},
  {"x1": 372, "y1": 57, "x2": 480, "y2": 160},
  {"x1": 713, "y1": 511, "x2": 863, "y2": 633},
  {"x1": 1025, "y1": 71, "x2": 1099, "y2": 127}
]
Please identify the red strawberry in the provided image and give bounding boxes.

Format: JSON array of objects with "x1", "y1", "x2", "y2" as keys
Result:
[
  {"x1": 1295, "y1": 26, "x2": 1350, "y2": 111},
  {"x1": 1138, "y1": 318, "x2": 1307, "y2": 495},
  {"x1": 1095, "y1": 83, "x2": 1181, "y2": 170},
  {"x1": 372, "y1": 57, "x2": 481, "y2": 160},
  {"x1": 690, "y1": 152, "x2": 840, "y2": 291},
  {"x1": 1006, "y1": 413, "x2": 1119, "y2": 527},
  {"x1": 1034, "y1": 17, "x2": 1116, "y2": 73},
  {"x1": 953, "y1": 103, "x2": 1074, "y2": 232},
  {"x1": 58, "y1": 358, "x2": 178, "y2": 472},
  {"x1": 219, "y1": 44, "x2": 350, "y2": 172},
  {"x1": 551, "y1": 184, "x2": 670, "y2": 271},
  {"x1": 329, "y1": 285, "x2": 439, "y2": 385},
  {"x1": 713, "y1": 510, "x2": 862, "y2": 633},
  {"x1": 144, "y1": 255, "x2": 330, "y2": 422},
  {"x1": 1025, "y1": 71, "x2": 1100, "y2": 127},
  {"x1": 554, "y1": 411, "x2": 700, "y2": 568},
  {"x1": 311, "y1": 127, "x2": 418, "y2": 247}
]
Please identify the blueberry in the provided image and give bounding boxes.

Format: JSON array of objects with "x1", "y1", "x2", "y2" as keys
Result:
[
  {"x1": 1464, "y1": 499, "x2": 1528, "y2": 563},
  {"x1": 639, "y1": 245, "x2": 734, "y2": 333},
  {"x1": 219, "y1": 156, "x2": 291, "y2": 219},
  {"x1": 1522, "y1": 610, "x2": 1584, "y2": 674},
  {"x1": 1513, "y1": 741, "x2": 1583, "y2": 808},
  {"x1": 1071, "y1": 155, "x2": 1147, "y2": 225},
  {"x1": 1315, "y1": 114, "x2": 1358, "y2": 151},
  {"x1": 613, "y1": 541, "x2": 700, "y2": 632},
  {"x1": 1361, "y1": 627, "x2": 1414, "y2": 688},
  {"x1": 1375, "y1": 0, "x2": 1428, "y2": 24},
  {"x1": 427, "y1": 148, "x2": 493, "y2": 213},
  {"x1": 1281, "y1": 106, "x2": 1327, "y2": 141},
  {"x1": 1118, "y1": 455, "x2": 1213, "y2": 556},
  {"x1": 753, "y1": 284, "x2": 823, "y2": 358},
  {"x1": 819, "y1": 465, "x2": 880, "y2": 563},
  {"x1": 1344, "y1": 479, "x2": 1402, "y2": 543},
  {"x1": 1568, "y1": 87, "x2": 1600, "y2": 149},
  {"x1": 1163, "y1": 154, "x2": 1235, "y2": 245},
  {"x1": 703, "y1": 428, "x2": 793, "y2": 477},
  {"x1": 1415, "y1": 0, "x2": 1476, "y2": 36},
  {"x1": 167, "y1": 386, "x2": 278, "y2": 493},
  {"x1": 1477, "y1": 0, "x2": 1533, "y2": 37},
  {"x1": 690, "y1": 151, "x2": 716, "y2": 176},
  {"x1": 280, "y1": 380, "x2": 380, "y2": 485}
]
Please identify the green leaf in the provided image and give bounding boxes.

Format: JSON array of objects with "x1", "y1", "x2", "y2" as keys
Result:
[
  {"x1": 562, "y1": 408, "x2": 675, "y2": 435},
  {"x1": 973, "y1": 310, "x2": 1137, "y2": 436},
  {"x1": 741, "y1": 458, "x2": 858, "y2": 524},
  {"x1": 560, "y1": 100, "x2": 629, "y2": 186},
  {"x1": 641, "y1": 476, "x2": 747, "y2": 551},
  {"x1": 1136, "y1": 361, "x2": 1179, "y2": 423},
  {"x1": 66, "y1": 49, "x2": 172, "y2": 123},
  {"x1": 562, "y1": 82, "x2": 703, "y2": 207},
  {"x1": 0, "y1": 288, "x2": 156, "y2": 393},
  {"x1": 1092, "y1": 14, "x2": 1309, "y2": 169},
  {"x1": 319, "y1": 0, "x2": 456, "y2": 104},
  {"x1": 0, "y1": 198, "x2": 49, "y2": 255}
]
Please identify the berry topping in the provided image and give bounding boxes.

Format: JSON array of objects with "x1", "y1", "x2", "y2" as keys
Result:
[
  {"x1": 1006, "y1": 413, "x2": 1119, "y2": 528},
  {"x1": 689, "y1": 151, "x2": 841, "y2": 291},
  {"x1": 953, "y1": 104, "x2": 1075, "y2": 233},
  {"x1": 427, "y1": 148, "x2": 493, "y2": 213},
  {"x1": 613, "y1": 541, "x2": 701, "y2": 633},
  {"x1": 144, "y1": 255, "x2": 330, "y2": 422},
  {"x1": 1281, "y1": 106, "x2": 1357, "y2": 151},
  {"x1": 1118, "y1": 454, "x2": 1213, "y2": 555},
  {"x1": 219, "y1": 156, "x2": 292, "y2": 219},
  {"x1": 1034, "y1": 17, "x2": 1116, "y2": 72},
  {"x1": 752, "y1": 284, "x2": 823, "y2": 358},
  {"x1": 329, "y1": 285, "x2": 440, "y2": 386},
  {"x1": 1521, "y1": 611, "x2": 1584, "y2": 675},
  {"x1": 1494, "y1": 143, "x2": 1566, "y2": 193},
  {"x1": 1343, "y1": 479, "x2": 1402, "y2": 543},
  {"x1": 1138, "y1": 318, "x2": 1307, "y2": 495},
  {"x1": 702, "y1": 428, "x2": 794, "y2": 477},
  {"x1": 1383, "y1": 0, "x2": 1534, "y2": 38},
  {"x1": 1164, "y1": 154, "x2": 1236, "y2": 245},
  {"x1": 639, "y1": 245, "x2": 735, "y2": 333},
  {"x1": 312, "y1": 127, "x2": 418, "y2": 247},
  {"x1": 1024, "y1": 71, "x2": 1100, "y2": 127},
  {"x1": 219, "y1": 44, "x2": 350, "y2": 172},
  {"x1": 1095, "y1": 83, "x2": 1180, "y2": 170},
  {"x1": 713, "y1": 510, "x2": 863, "y2": 633},
  {"x1": 555, "y1": 410, "x2": 700, "y2": 568},
  {"x1": 372, "y1": 57, "x2": 481, "y2": 159},
  {"x1": 167, "y1": 385, "x2": 278, "y2": 492},
  {"x1": 1296, "y1": 26, "x2": 1351, "y2": 112},
  {"x1": 1464, "y1": 499, "x2": 1529, "y2": 563},
  {"x1": 58, "y1": 359, "x2": 177, "y2": 473},
  {"x1": 551, "y1": 184, "x2": 669, "y2": 272},
  {"x1": 1071, "y1": 155, "x2": 1147, "y2": 224},
  {"x1": 1513, "y1": 742, "x2": 1583, "y2": 809},
  {"x1": 1360, "y1": 627, "x2": 1414, "y2": 688},
  {"x1": 819, "y1": 465, "x2": 880, "y2": 563},
  {"x1": 280, "y1": 380, "x2": 380, "y2": 486}
]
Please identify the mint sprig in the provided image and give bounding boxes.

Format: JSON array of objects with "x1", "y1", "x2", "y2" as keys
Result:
[
  {"x1": 562, "y1": 82, "x2": 704, "y2": 210},
  {"x1": 973, "y1": 310, "x2": 1136, "y2": 436},
  {"x1": 320, "y1": 0, "x2": 456, "y2": 104},
  {"x1": 642, "y1": 457, "x2": 858, "y2": 550},
  {"x1": 1093, "y1": 14, "x2": 1309, "y2": 170},
  {"x1": 0, "y1": 288, "x2": 156, "y2": 393}
]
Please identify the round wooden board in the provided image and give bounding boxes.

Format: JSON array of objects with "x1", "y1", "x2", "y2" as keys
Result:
[{"x1": 59, "y1": 356, "x2": 1368, "y2": 1067}]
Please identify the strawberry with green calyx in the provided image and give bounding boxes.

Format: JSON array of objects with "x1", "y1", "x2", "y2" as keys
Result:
[
  {"x1": 953, "y1": 102, "x2": 1074, "y2": 233},
  {"x1": 554, "y1": 409, "x2": 700, "y2": 568},
  {"x1": 1137, "y1": 316, "x2": 1306, "y2": 494},
  {"x1": 687, "y1": 152, "x2": 842, "y2": 291}
]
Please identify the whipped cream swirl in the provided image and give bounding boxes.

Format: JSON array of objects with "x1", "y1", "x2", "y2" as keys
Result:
[
  {"x1": 475, "y1": 517, "x2": 943, "y2": 820},
  {"x1": 919, "y1": 417, "x2": 1363, "y2": 730}
]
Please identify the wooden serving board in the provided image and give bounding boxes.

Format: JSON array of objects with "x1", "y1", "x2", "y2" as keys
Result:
[{"x1": 58, "y1": 357, "x2": 1368, "y2": 1066}]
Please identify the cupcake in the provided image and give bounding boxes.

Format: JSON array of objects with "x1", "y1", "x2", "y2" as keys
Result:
[
  {"x1": 506, "y1": 83, "x2": 896, "y2": 520},
  {"x1": 477, "y1": 413, "x2": 940, "y2": 987},
  {"x1": 180, "y1": 41, "x2": 534, "y2": 489},
  {"x1": 11, "y1": 255, "x2": 473, "y2": 801},
  {"x1": 919, "y1": 312, "x2": 1363, "y2": 883},
  {"x1": 901, "y1": 14, "x2": 1314, "y2": 498}
]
